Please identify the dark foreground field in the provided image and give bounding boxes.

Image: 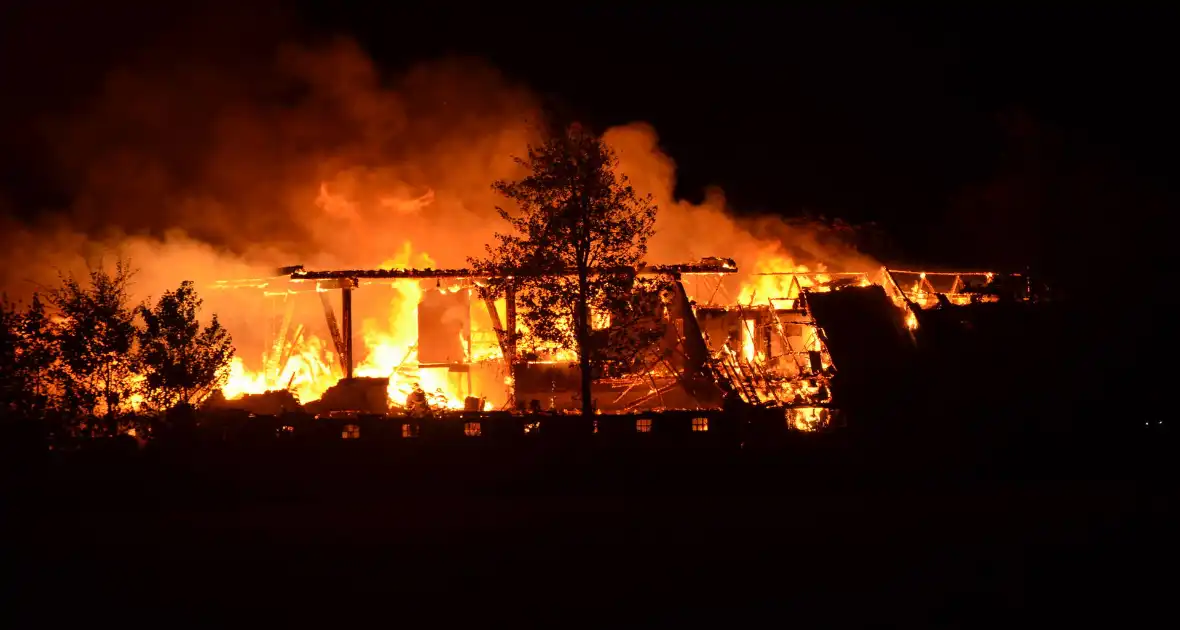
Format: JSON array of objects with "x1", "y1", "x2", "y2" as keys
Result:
[{"x1": 3, "y1": 429, "x2": 1175, "y2": 627}]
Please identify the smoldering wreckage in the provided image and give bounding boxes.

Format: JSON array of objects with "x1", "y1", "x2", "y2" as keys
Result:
[{"x1": 196, "y1": 255, "x2": 1042, "y2": 442}]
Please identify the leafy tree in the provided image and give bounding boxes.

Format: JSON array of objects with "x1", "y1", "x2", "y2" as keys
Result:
[
  {"x1": 0, "y1": 297, "x2": 27, "y2": 415},
  {"x1": 13, "y1": 295, "x2": 56, "y2": 415},
  {"x1": 470, "y1": 122, "x2": 659, "y2": 416},
  {"x1": 46, "y1": 260, "x2": 140, "y2": 428},
  {"x1": 137, "y1": 281, "x2": 234, "y2": 411}
]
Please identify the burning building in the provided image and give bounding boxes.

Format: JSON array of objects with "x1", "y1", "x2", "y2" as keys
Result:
[{"x1": 211, "y1": 256, "x2": 1034, "y2": 430}]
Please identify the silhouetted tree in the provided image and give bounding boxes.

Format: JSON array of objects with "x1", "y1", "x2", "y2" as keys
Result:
[
  {"x1": 470, "y1": 122, "x2": 658, "y2": 416},
  {"x1": 1, "y1": 297, "x2": 29, "y2": 416},
  {"x1": 137, "y1": 280, "x2": 234, "y2": 411},
  {"x1": 17, "y1": 295, "x2": 55, "y2": 415},
  {"x1": 46, "y1": 260, "x2": 140, "y2": 430}
]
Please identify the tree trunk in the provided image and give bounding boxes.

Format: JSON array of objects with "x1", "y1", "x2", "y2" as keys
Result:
[
  {"x1": 104, "y1": 364, "x2": 116, "y2": 437},
  {"x1": 576, "y1": 267, "x2": 593, "y2": 418}
]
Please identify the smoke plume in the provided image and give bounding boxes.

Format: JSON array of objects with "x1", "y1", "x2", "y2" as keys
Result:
[{"x1": 0, "y1": 15, "x2": 874, "y2": 362}]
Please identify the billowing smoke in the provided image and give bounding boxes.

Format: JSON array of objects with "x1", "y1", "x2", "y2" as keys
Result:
[
  {"x1": 7, "y1": 38, "x2": 539, "y2": 275},
  {"x1": 0, "y1": 19, "x2": 875, "y2": 368},
  {"x1": 605, "y1": 123, "x2": 878, "y2": 274}
]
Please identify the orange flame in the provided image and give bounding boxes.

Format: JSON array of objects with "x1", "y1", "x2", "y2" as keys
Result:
[{"x1": 222, "y1": 241, "x2": 508, "y2": 411}]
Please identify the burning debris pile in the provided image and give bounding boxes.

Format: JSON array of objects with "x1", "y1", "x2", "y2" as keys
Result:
[
  {"x1": 304, "y1": 377, "x2": 392, "y2": 416},
  {"x1": 204, "y1": 389, "x2": 301, "y2": 416}
]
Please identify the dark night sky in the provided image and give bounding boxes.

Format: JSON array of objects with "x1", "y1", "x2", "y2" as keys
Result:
[{"x1": 1, "y1": 3, "x2": 1176, "y2": 283}]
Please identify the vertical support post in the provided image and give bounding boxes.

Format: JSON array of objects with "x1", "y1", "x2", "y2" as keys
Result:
[
  {"x1": 465, "y1": 288, "x2": 473, "y2": 399},
  {"x1": 504, "y1": 280, "x2": 517, "y2": 368},
  {"x1": 505, "y1": 280, "x2": 517, "y2": 407},
  {"x1": 763, "y1": 315, "x2": 773, "y2": 364},
  {"x1": 342, "y1": 285, "x2": 354, "y2": 380}
]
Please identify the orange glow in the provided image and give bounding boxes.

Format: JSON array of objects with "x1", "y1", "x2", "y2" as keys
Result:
[
  {"x1": 221, "y1": 243, "x2": 504, "y2": 410},
  {"x1": 736, "y1": 254, "x2": 832, "y2": 306},
  {"x1": 790, "y1": 407, "x2": 829, "y2": 432},
  {"x1": 0, "y1": 30, "x2": 1016, "y2": 418}
]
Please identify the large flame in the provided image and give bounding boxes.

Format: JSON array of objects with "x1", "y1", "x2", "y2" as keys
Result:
[
  {"x1": 0, "y1": 23, "x2": 891, "y2": 418},
  {"x1": 219, "y1": 241, "x2": 512, "y2": 411},
  {"x1": 352, "y1": 244, "x2": 433, "y2": 406},
  {"x1": 735, "y1": 251, "x2": 834, "y2": 307}
]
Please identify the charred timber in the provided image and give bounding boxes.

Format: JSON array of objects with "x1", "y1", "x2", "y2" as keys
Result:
[
  {"x1": 318, "y1": 292, "x2": 347, "y2": 369},
  {"x1": 287, "y1": 261, "x2": 738, "y2": 282},
  {"x1": 752, "y1": 271, "x2": 869, "y2": 277},
  {"x1": 887, "y1": 269, "x2": 996, "y2": 277},
  {"x1": 341, "y1": 287, "x2": 354, "y2": 380},
  {"x1": 293, "y1": 268, "x2": 475, "y2": 281}
]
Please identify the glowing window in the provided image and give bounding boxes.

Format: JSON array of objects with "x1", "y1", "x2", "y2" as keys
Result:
[
  {"x1": 401, "y1": 423, "x2": 418, "y2": 438},
  {"x1": 341, "y1": 424, "x2": 360, "y2": 439},
  {"x1": 464, "y1": 422, "x2": 482, "y2": 437},
  {"x1": 636, "y1": 419, "x2": 652, "y2": 433},
  {"x1": 692, "y1": 417, "x2": 709, "y2": 432}
]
